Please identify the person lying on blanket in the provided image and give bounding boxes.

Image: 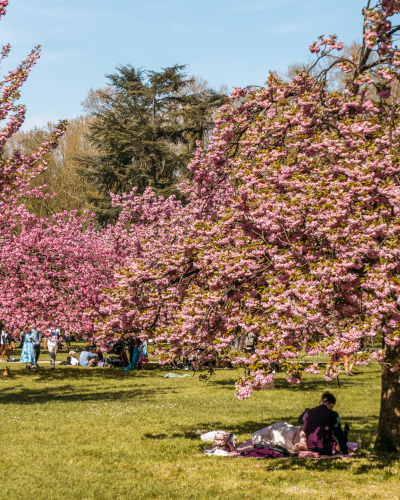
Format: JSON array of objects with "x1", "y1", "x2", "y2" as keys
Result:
[
  {"x1": 251, "y1": 422, "x2": 307, "y2": 453},
  {"x1": 298, "y1": 391, "x2": 349, "y2": 456}
]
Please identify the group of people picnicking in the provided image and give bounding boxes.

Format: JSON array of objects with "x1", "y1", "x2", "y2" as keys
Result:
[
  {"x1": 0, "y1": 325, "x2": 149, "y2": 370},
  {"x1": 250, "y1": 391, "x2": 352, "y2": 457},
  {"x1": 205, "y1": 392, "x2": 354, "y2": 459}
]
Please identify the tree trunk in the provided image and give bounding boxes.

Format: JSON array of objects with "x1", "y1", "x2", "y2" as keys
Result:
[{"x1": 375, "y1": 344, "x2": 400, "y2": 452}]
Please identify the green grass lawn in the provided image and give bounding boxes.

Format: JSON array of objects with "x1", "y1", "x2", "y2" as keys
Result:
[{"x1": 1, "y1": 347, "x2": 399, "y2": 500}]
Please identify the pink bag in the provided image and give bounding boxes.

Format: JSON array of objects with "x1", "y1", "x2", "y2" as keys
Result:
[{"x1": 213, "y1": 431, "x2": 235, "y2": 452}]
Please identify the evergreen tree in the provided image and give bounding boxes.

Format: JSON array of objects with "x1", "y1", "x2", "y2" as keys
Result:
[{"x1": 77, "y1": 64, "x2": 228, "y2": 225}]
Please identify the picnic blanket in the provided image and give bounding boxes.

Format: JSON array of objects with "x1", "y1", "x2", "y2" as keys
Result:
[
  {"x1": 164, "y1": 373, "x2": 190, "y2": 378},
  {"x1": 207, "y1": 440, "x2": 358, "y2": 459}
]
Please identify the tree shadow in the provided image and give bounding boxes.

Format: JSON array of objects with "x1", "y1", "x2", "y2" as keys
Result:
[
  {"x1": 208, "y1": 379, "x2": 236, "y2": 387},
  {"x1": 142, "y1": 431, "x2": 201, "y2": 441},
  {"x1": 0, "y1": 364, "x2": 174, "y2": 382},
  {"x1": 260, "y1": 454, "x2": 400, "y2": 471},
  {"x1": 143, "y1": 433, "x2": 169, "y2": 440},
  {"x1": 0, "y1": 379, "x2": 169, "y2": 406}
]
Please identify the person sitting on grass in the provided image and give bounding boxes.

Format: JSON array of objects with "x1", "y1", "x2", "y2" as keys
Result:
[
  {"x1": 119, "y1": 349, "x2": 129, "y2": 367},
  {"x1": 298, "y1": 392, "x2": 348, "y2": 456},
  {"x1": 67, "y1": 351, "x2": 79, "y2": 366},
  {"x1": 79, "y1": 346, "x2": 98, "y2": 367}
]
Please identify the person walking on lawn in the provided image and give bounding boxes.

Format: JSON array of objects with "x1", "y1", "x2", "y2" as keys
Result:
[
  {"x1": 20, "y1": 328, "x2": 36, "y2": 369},
  {"x1": 343, "y1": 354, "x2": 355, "y2": 376},
  {"x1": 8, "y1": 333, "x2": 15, "y2": 351},
  {"x1": 18, "y1": 331, "x2": 24, "y2": 349},
  {"x1": 31, "y1": 327, "x2": 41, "y2": 368},
  {"x1": 46, "y1": 327, "x2": 61, "y2": 369},
  {"x1": 65, "y1": 331, "x2": 72, "y2": 347}
]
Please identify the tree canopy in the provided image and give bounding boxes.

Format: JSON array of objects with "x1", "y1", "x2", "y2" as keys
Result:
[{"x1": 77, "y1": 65, "x2": 228, "y2": 225}]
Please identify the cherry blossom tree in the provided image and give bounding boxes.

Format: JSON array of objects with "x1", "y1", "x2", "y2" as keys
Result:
[
  {"x1": 0, "y1": 2, "x2": 118, "y2": 335},
  {"x1": 96, "y1": 1, "x2": 400, "y2": 452},
  {"x1": 0, "y1": 211, "x2": 117, "y2": 334}
]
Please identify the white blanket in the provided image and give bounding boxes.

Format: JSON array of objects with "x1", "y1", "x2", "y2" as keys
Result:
[{"x1": 251, "y1": 422, "x2": 301, "y2": 449}]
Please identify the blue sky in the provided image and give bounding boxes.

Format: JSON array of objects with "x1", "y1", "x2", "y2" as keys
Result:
[{"x1": 2, "y1": 0, "x2": 367, "y2": 129}]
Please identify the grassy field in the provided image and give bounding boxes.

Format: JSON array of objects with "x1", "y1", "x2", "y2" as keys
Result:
[{"x1": 1, "y1": 345, "x2": 399, "y2": 500}]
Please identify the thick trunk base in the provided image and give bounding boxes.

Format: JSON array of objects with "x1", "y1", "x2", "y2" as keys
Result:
[{"x1": 375, "y1": 344, "x2": 400, "y2": 453}]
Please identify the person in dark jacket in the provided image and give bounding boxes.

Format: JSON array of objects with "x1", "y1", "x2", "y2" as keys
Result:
[
  {"x1": 31, "y1": 327, "x2": 41, "y2": 368},
  {"x1": 298, "y1": 392, "x2": 348, "y2": 455}
]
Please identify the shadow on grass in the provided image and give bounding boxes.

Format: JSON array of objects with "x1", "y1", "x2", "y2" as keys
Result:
[
  {"x1": 260, "y1": 454, "x2": 400, "y2": 471},
  {"x1": 0, "y1": 370, "x2": 171, "y2": 406},
  {"x1": 143, "y1": 433, "x2": 169, "y2": 440},
  {"x1": 0, "y1": 385, "x2": 170, "y2": 405},
  {"x1": 1, "y1": 362, "x2": 172, "y2": 380},
  {"x1": 143, "y1": 431, "x2": 200, "y2": 440}
]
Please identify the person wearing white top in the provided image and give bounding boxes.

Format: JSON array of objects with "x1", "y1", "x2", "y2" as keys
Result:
[
  {"x1": 68, "y1": 351, "x2": 79, "y2": 366},
  {"x1": 251, "y1": 422, "x2": 307, "y2": 451},
  {"x1": 47, "y1": 328, "x2": 60, "y2": 369}
]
